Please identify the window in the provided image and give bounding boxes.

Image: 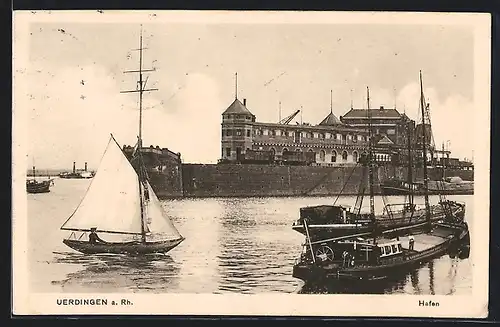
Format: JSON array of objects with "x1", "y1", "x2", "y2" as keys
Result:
[
  {"x1": 271, "y1": 130, "x2": 276, "y2": 136},
  {"x1": 283, "y1": 148, "x2": 289, "y2": 153},
  {"x1": 288, "y1": 131, "x2": 294, "y2": 137},
  {"x1": 384, "y1": 246, "x2": 391, "y2": 255},
  {"x1": 397, "y1": 244, "x2": 403, "y2": 252},
  {"x1": 342, "y1": 151, "x2": 348, "y2": 161},
  {"x1": 352, "y1": 151, "x2": 358, "y2": 163},
  {"x1": 331, "y1": 151, "x2": 337, "y2": 162},
  {"x1": 246, "y1": 130, "x2": 251, "y2": 137},
  {"x1": 391, "y1": 244, "x2": 398, "y2": 253},
  {"x1": 225, "y1": 148, "x2": 231, "y2": 157},
  {"x1": 236, "y1": 130, "x2": 242, "y2": 136},
  {"x1": 319, "y1": 150, "x2": 326, "y2": 161},
  {"x1": 263, "y1": 129, "x2": 269, "y2": 136},
  {"x1": 380, "y1": 247, "x2": 385, "y2": 255}
]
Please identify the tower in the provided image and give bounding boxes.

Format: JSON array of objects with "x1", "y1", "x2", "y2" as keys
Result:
[{"x1": 221, "y1": 98, "x2": 255, "y2": 162}]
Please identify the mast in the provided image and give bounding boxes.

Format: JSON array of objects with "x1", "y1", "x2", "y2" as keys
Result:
[
  {"x1": 120, "y1": 25, "x2": 158, "y2": 243},
  {"x1": 442, "y1": 142, "x2": 446, "y2": 181},
  {"x1": 419, "y1": 71, "x2": 431, "y2": 224},
  {"x1": 367, "y1": 87, "x2": 376, "y2": 225},
  {"x1": 407, "y1": 119, "x2": 414, "y2": 210},
  {"x1": 330, "y1": 89, "x2": 333, "y2": 114}
]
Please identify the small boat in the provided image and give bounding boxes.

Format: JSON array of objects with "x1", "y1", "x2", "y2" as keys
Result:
[
  {"x1": 26, "y1": 166, "x2": 54, "y2": 194},
  {"x1": 292, "y1": 71, "x2": 470, "y2": 284},
  {"x1": 292, "y1": 201, "x2": 464, "y2": 241},
  {"x1": 292, "y1": 220, "x2": 470, "y2": 283},
  {"x1": 60, "y1": 27, "x2": 184, "y2": 255},
  {"x1": 292, "y1": 81, "x2": 465, "y2": 241},
  {"x1": 380, "y1": 177, "x2": 473, "y2": 196}
]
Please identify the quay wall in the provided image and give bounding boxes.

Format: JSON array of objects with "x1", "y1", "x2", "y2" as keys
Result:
[{"x1": 151, "y1": 163, "x2": 474, "y2": 198}]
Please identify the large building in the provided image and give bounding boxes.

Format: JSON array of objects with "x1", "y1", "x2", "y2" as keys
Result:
[{"x1": 220, "y1": 97, "x2": 416, "y2": 166}]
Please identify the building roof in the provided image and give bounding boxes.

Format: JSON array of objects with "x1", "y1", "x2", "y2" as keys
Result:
[
  {"x1": 222, "y1": 98, "x2": 254, "y2": 116},
  {"x1": 319, "y1": 112, "x2": 343, "y2": 126},
  {"x1": 342, "y1": 107, "x2": 402, "y2": 119},
  {"x1": 377, "y1": 135, "x2": 395, "y2": 145}
]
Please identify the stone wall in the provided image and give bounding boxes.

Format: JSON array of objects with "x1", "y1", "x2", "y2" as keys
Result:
[{"x1": 148, "y1": 163, "x2": 473, "y2": 198}]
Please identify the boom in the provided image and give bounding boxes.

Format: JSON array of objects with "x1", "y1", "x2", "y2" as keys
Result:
[{"x1": 279, "y1": 110, "x2": 300, "y2": 125}]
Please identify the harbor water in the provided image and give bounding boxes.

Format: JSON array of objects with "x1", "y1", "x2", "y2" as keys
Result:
[{"x1": 27, "y1": 178, "x2": 473, "y2": 294}]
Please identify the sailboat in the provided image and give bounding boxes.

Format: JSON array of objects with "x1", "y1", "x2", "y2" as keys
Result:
[
  {"x1": 292, "y1": 72, "x2": 470, "y2": 283},
  {"x1": 26, "y1": 162, "x2": 54, "y2": 194},
  {"x1": 292, "y1": 85, "x2": 465, "y2": 242},
  {"x1": 60, "y1": 26, "x2": 185, "y2": 255}
]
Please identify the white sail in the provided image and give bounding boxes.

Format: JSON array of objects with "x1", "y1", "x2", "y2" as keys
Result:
[
  {"x1": 143, "y1": 180, "x2": 183, "y2": 241},
  {"x1": 61, "y1": 135, "x2": 143, "y2": 235}
]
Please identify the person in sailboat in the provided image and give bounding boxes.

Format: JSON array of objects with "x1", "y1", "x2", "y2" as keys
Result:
[{"x1": 89, "y1": 228, "x2": 107, "y2": 244}]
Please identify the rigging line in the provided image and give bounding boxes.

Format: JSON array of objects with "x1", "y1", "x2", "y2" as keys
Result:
[{"x1": 332, "y1": 162, "x2": 361, "y2": 206}]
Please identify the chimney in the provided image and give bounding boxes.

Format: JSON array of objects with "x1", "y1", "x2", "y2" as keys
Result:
[
  {"x1": 73, "y1": 162, "x2": 76, "y2": 173},
  {"x1": 85, "y1": 162, "x2": 88, "y2": 172},
  {"x1": 243, "y1": 98, "x2": 247, "y2": 106},
  {"x1": 380, "y1": 106, "x2": 384, "y2": 110}
]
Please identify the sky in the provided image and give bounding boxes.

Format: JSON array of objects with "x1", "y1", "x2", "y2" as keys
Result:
[{"x1": 19, "y1": 15, "x2": 476, "y2": 169}]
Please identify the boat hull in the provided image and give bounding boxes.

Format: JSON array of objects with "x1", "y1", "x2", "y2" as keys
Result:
[
  {"x1": 380, "y1": 185, "x2": 473, "y2": 196},
  {"x1": 292, "y1": 214, "x2": 446, "y2": 240},
  {"x1": 293, "y1": 203, "x2": 465, "y2": 240},
  {"x1": 26, "y1": 181, "x2": 51, "y2": 193},
  {"x1": 292, "y1": 222, "x2": 470, "y2": 283},
  {"x1": 62, "y1": 237, "x2": 184, "y2": 255}
]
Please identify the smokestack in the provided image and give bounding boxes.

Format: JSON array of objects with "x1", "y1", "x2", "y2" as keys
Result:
[
  {"x1": 243, "y1": 98, "x2": 247, "y2": 106},
  {"x1": 85, "y1": 162, "x2": 88, "y2": 172},
  {"x1": 73, "y1": 162, "x2": 76, "y2": 173}
]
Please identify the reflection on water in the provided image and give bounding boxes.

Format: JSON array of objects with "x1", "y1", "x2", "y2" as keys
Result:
[
  {"x1": 51, "y1": 252, "x2": 181, "y2": 293},
  {"x1": 28, "y1": 178, "x2": 473, "y2": 294},
  {"x1": 298, "y1": 257, "x2": 467, "y2": 295}
]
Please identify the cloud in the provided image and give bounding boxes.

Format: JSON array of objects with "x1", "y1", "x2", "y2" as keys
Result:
[
  {"x1": 163, "y1": 73, "x2": 224, "y2": 163},
  {"x1": 394, "y1": 83, "x2": 473, "y2": 161},
  {"x1": 26, "y1": 64, "x2": 224, "y2": 169}
]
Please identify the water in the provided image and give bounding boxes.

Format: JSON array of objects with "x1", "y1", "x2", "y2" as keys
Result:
[{"x1": 27, "y1": 178, "x2": 473, "y2": 294}]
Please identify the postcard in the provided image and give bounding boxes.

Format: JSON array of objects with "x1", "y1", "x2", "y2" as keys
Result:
[{"x1": 12, "y1": 10, "x2": 491, "y2": 317}]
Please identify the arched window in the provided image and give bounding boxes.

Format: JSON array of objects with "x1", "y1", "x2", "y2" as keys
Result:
[
  {"x1": 308, "y1": 148, "x2": 314, "y2": 152},
  {"x1": 319, "y1": 150, "x2": 326, "y2": 162},
  {"x1": 352, "y1": 151, "x2": 358, "y2": 163},
  {"x1": 331, "y1": 150, "x2": 337, "y2": 162},
  {"x1": 342, "y1": 151, "x2": 348, "y2": 161},
  {"x1": 270, "y1": 148, "x2": 276, "y2": 155},
  {"x1": 296, "y1": 148, "x2": 302, "y2": 152},
  {"x1": 282, "y1": 148, "x2": 289, "y2": 153}
]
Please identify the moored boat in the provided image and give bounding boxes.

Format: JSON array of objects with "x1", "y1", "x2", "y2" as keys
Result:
[
  {"x1": 292, "y1": 79, "x2": 465, "y2": 241},
  {"x1": 292, "y1": 220, "x2": 470, "y2": 283},
  {"x1": 292, "y1": 71, "x2": 470, "y2": 284}
]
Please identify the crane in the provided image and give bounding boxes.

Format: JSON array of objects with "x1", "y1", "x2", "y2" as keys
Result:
[{"x1": 279, "y1": 110, "x2": 300, "y2": 125}]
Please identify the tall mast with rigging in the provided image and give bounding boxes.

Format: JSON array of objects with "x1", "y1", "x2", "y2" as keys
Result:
[
  {"x1": 366, "y1": 87, "x2": 376, "y2": 226},
  {"x1": 120, "y1": 25, "x2": 158, "y2": 242},
  {"x1": 419, "y1": 71, "x2": 431, "y2": 225},
  {"x1": 407, "y1": 118, "x2": 414, "y2": 212}
]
